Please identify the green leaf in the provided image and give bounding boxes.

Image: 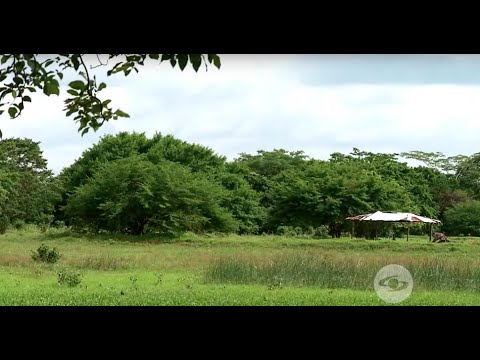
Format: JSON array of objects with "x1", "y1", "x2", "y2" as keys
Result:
[
  {"x1": 14, "y1": 61, "x2": 25, "y2": 73},
  {"x1": 8, "y1": 107, "x2": 17, "y2": 118},
  {"x1": 12, "y1": 90, "x2": 17, "y2": 98},
  {"x1": 207, "y1": 54, "x2": 222, "y2": 69},
  {"x1": 161, "y1": 54, "x2": 172, "y2": 62},
  {"x1": 13, "y1": 76, "x2": 23, "y2": 85},
  {"x1": 102, "y1": 99, "x2": 112, "y2": 107},
  {"x1": 81, "y1": 128, "x2": 89, "y2": 136},
  {"x1": 27, "y1": 60, "x2": 40, "y2": 72},
  {"x1": 0, "y1": 129, "x2": 2, "y2": 138},
  {"x1": 114, "y1": 109, "x2": 130, "y2": 118},
  {"x1": 44, "y1": 59, "x2": 54, "y2": 67},
  {"x1": 71, "y1": 55, "x2": 80, "y2": 71},
  {"x1": 23, "y1": 95, "x2": 32, "y2": 102},
  {"x1": 149, "y1": 54, "x2": 160, "y2": 60},
  {"x1": 189, "y1": 54, "x2": 202, "y2": 72},
  {"x1": 92, "y1": 104, "x2": 102, "y2": 114},
  {"x1": 98, "y1": 82, "x2": 107, "y2": 91},
  {"x1": 178, "y1": 54, "x2": 188, "y2": 70},
  {"x1": 67, "y1": 89, "x2": 79, "y2": 96},
  {"x1": 212, "y1": 55, "x2": 221, "y2": 69},
  {"x1": 27, "y1": 87, "x2": 36, "y2": 92},
  {"x1": 43, "y1": 79, "x2": 60, "y2": 96},
  {"x1": 170, "y1": 58, "x2": 177, "y2": 67},
  {"x1": 1, "y1": 56, "x2": 8, "y2": 64},
  {"x1": 57, "y1": 72, "x2": 64, "y2": 80},
  {"x1": 69, "y1": 80, "x2": 86, "y2": 91}
]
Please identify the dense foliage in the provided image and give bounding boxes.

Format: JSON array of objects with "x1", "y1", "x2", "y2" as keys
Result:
[{"x1": 2, "y1": 132, "x2": 479, "y2": 238}]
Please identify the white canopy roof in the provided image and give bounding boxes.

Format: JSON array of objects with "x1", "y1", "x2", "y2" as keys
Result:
[{"x1": 347, "y1": 211, "x2": 441, "y2": 224}]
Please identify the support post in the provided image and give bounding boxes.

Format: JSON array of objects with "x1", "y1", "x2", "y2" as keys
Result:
[
  {"x1": 351, "y1": 221, "x2": 355, "y2": 239},
  {"x1": 407, "y1": 223, "x2": 410, "y2": 242},
  {"x1": 429, "y1": 223, "x2": 433, "y2": 242}
]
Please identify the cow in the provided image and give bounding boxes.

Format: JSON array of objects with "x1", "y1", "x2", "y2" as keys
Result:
[{"x1": 432, "y1": 232, "x2": 449, "y2": 243}]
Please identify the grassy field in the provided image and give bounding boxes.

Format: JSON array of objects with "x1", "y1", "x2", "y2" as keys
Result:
[{"x1": 1, "y1": 227, "x2": 480, "y2": 305}]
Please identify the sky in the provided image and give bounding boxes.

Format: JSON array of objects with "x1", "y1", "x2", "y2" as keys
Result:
[{"x1": 2, "y1": 54, "x2": 480, "y2": 174}]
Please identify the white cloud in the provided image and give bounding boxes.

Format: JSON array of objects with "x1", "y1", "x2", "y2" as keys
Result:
[{"x1": 2, "y1": 55, "x2": 480, "y2": 174}]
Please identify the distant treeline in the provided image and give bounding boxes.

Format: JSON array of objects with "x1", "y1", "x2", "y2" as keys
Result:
[{"x1": 1, "y1": 132, "x2": 480, "y2": 237}]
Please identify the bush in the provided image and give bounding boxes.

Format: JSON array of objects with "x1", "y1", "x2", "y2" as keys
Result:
[
  {"x1": 31, "y1": 243, "x2": 61, "y2": 264},
  {"x1": 294, "y1": 226, "x2": 303, "y2": 236},
  {"x1": 0, "y1": 216, "x2": 8, "y2": 235},
  {"x1": 13, "y1": 219, "x2": 26, "y2": 230},
  {"x1": 306, "y1": 226, "x2": 315, "y2": 235},
  {"x1": 276, "y1": 226, "x2": 298, "y2": 237},
  {"x1": 313, "y1": 226, "x2": 330, "y2": 239},
  {"x1": 57, "y1": 269, "x2": 82, "y2": 287}
]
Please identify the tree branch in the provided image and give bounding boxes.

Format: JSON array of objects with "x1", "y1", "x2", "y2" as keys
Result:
[
  {"x1": 91, "y1": 54, "x2": 109, "y2": 69},
  {"x1": 79, "y1": 55, "x2": 106, "y2": 122}
]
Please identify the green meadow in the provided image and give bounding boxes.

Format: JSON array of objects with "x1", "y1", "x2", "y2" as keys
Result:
[{"x1": 1, "y1": 227, "x2": 480, "y2": 306}]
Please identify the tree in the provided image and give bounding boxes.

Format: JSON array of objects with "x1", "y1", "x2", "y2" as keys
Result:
[
  {"x1": 443, "y1": 200, "x2": 480, "y2": 236},
  {"x1": 236, "y1": 149, "x2": 310, "y2": 177},
  {"x1": 0, "y1": 54, "x2": 221, "y2": 137},
  {"x1": 401, "y1": 151, "x2": 469, "y2": 174},
  {"x1": 64, "y1": 155, "x2": 238, "y2": 235},
  {"x1": 0, "y1": 137, "x2": 60, "y2": 227},
  {"x1": 0, "y1": 137, "x2": 48, "y2": 172},
  {"x1": 210, "y1": 170, "x2": 267, "y2": 234},
  {"x1": 455, "y1": 153, "x2": 480, "y2": 198},
  {"x1": 146, "y1": 133, "x2": 226, "y2": 172}
]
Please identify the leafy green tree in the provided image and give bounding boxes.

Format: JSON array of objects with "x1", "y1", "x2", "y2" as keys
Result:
[
  {"x1": 0, "y1": 137, "x2": 48, "y2": 172},
  {"x1": 59, "y1": 131, "x2": 152, "y2": 190},
  {"x1": 0, "y1": 137, "x2": 60, "y2": 226},
  {"x1": 268, "y1": 160, "x2": 416, "y2": 235},
  {"x1": 456, "y1": 153, "x2": 480, "y2": 199},
  {"x1": 0, "y1": 54, "x2": 221, "y2": 137},
  {"x1": 443, "y1": 200, "x2": 480, "y2": 236},
  {"x1": 211, "y1": 170, "x2": 267, "y2": 234},
  {"x1": 236, "y1": 149, "x2": 310, "y2": 177},
  {"x1": 146, "y1": 133, "x2": 226, "y2": 172},
  {"x1": 401, "y1": 151, "x2": 469, "y2": 174},
  {"x1": 64, "y1": 156, "x2": 238, "y2": 235}
]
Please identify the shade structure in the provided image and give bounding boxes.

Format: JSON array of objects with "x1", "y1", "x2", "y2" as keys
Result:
[
  {"x1": 359, "y1": 211, "x2": 441, "y2": 224},
  {"x1": 345, "y1": 211, "x2": 441, "y2": 241}
]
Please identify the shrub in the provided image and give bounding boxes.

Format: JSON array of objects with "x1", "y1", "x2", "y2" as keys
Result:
[
  {"x1": 13, "y1": 219, "x2": 26, "y2": 230},
  {"x1": 313, "y1": 226, "x2": 330, "y2": 239},
  {"x1": 31, "y1": 243, "x2": 61, "y2": 264},
  {"x1": 57, "y1": 269, "x2": 82, "y2": 287},
  {"x1": 0, "y1": 216, "x2": 8, "y2": 234},
  {"x1": 276, "y1": 226, "x2": 292, "y2": 236}
]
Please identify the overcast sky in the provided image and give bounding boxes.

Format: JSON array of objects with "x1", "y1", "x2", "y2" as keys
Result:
[{"x1": 2, "y1": 54, "x2": 480, "y2": 174}]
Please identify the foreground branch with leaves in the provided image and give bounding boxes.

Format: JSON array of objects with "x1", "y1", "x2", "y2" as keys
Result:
[{"x1": 0, "y1": 54, "x2": 221, "y2": 137}]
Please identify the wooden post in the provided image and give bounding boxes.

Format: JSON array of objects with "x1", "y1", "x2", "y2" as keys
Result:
[
  {"x1": 429, "y1": 223, "x2": 433, "y2": 242},
  {"x1": 407, "y1": 223, "x2": 410, "y2": 242},
  {"x1": 351, "y1": 221, "x2": 355, "y2": 239}
]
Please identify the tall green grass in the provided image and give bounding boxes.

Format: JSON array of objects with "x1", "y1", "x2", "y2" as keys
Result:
[{"x1": 205, "y1": 254, "x2": 480, "y2": 292}]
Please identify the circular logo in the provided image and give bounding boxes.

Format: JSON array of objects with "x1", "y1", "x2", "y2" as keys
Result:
[{"x1": 374, "y1": 264, "x2": 413, "y2": 304}]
